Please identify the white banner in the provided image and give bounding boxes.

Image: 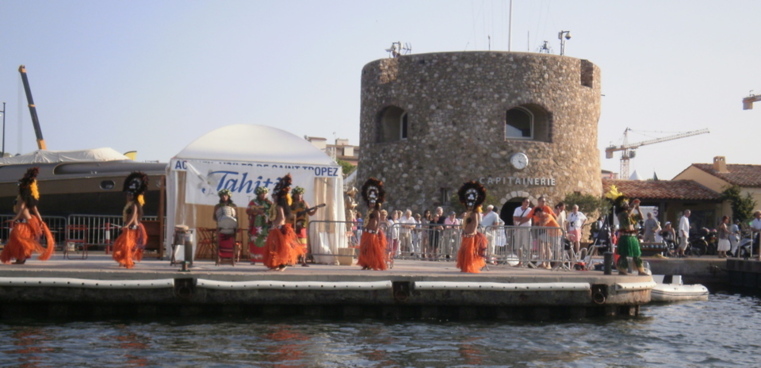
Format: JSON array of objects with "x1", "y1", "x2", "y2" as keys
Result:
[{"x1": 170, "y1": 158, "x2": 340, "y2": 206}]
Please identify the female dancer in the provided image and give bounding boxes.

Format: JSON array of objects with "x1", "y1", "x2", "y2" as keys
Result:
[
  {"x1": 112, "y1": 172, "x2": 148, "y2": 269},
  {"x1": 455, "y1": 181, "x2": 487, "y2": 273},
  {"x1": 263, "y1": 174, "x2": 300, "y2": 271},
  {"x1": 357, "y1": 178, "x2": 387, "y2": 271},
  {"x1": 0, "y1": 167, "x2": 54, "y2": 264}
]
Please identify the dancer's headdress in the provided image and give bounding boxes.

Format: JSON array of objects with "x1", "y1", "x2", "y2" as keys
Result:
[
  {"x1": 18, "y1": 167, "x2": 40, "y2": 207},
  {"x1": 123, "y1": 171, "x2": 148, "y2": 207},
  {"x1": 361, "y1": 178, "x2": 385, "y2": 209},
  {"x1": 273, "y1": 174, "x2": 292, "y2": 202},
  {"x1": 458, "y1": 180, "x2": 486, "y2": 210},
  {"x1": 254, "y1": 186, "x2": 269, "y2": 195},
  {"x1": 604, "y1": 185, "x2": 629, "y2": 212}
]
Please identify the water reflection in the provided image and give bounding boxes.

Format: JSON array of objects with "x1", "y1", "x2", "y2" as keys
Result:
[{"x1": 0, "y1": 294, "x2": 759, "y2": 367}]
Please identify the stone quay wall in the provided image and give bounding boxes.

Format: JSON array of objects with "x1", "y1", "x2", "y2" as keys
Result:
[{"x1": 358, "y1": 51, "x2": 602, "y2": 214}]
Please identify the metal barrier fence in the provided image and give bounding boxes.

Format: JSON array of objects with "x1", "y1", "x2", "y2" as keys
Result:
[
  {"x1": 0, "y1": 214, "x2": 158, "y2": 250},
  {"x1": 306, "y1": 221, "x2": 574, "y2": 269}
]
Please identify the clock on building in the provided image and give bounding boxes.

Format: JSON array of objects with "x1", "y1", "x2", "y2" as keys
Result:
[{"x1": 510, "y1": 152, "x2": 529, "y2": 170}]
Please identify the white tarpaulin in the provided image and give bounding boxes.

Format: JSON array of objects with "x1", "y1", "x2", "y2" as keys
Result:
[
  {"x1": 165, "y1": 124, "x2": 346, "y2": 264},
  {"x1": 0, "y1": 147, "x2": 129, "y2": 164}
]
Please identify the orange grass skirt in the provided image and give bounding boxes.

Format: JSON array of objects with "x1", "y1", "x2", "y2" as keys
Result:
[
  {"x1": 357, "y1": 231, "x2": 388, "y2": 271},
  {"x1": 456, "y1": 233, "x2": 487, "y2": 273},
  {"x1": 0, "y1": 217, "x2": 54, "y2": 263}
]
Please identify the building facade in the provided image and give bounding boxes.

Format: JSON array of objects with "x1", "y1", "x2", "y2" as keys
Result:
[{"x1": 358, "y1": 51, "x2": 602, "y2": 219}]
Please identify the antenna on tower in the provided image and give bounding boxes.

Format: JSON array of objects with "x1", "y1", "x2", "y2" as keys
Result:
[
  {"x1": 385, "y1": 42, "x2": 412, "y2": 58},
  {"x1": 537, "y1": 41, "x2": 552, "y2": 54}
]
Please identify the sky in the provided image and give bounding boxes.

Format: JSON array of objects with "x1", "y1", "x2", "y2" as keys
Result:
[{"x1": 0, "y1": 0, "x2": 759, "y2": 180}]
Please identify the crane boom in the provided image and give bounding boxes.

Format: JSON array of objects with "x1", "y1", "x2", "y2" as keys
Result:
[
  {"x1": 18, "y1": 65, "x2": 47, "y2": 150},
  {"x1": 743, "y1": 94, "x2": 761, "y2": 110},
  {"x1": 605, "y1": 128, "x2": 709, "y2": 179}
]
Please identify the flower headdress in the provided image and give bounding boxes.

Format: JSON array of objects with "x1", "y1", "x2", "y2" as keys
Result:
[
  {"x1": 291, "y1": 186, "x2": 305, "y2": 195},
  {"x1": 254, "y1": 186, "x2": 269, "y2": 195}
]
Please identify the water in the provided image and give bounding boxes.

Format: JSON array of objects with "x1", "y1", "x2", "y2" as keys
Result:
[{"x1": 1, "y1": 292, "x2": 759, "y2": 367}]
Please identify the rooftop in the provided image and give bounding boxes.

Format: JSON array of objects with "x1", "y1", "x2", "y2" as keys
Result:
[{"x1": 602, "y1": 179, "x2": 722, "y2": 201}]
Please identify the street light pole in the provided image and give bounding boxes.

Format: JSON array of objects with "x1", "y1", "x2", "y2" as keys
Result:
[
  {"x1": 558, "y1": 30, "x2": 571, "y2": 56},
  {"x1": 1, "y1": 102, "x2": 5, "y2": 157}
]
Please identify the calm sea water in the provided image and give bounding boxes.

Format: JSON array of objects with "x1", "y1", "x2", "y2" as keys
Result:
[{"x1": 0, "y1": 291, "x2": 759, "y2": 367}]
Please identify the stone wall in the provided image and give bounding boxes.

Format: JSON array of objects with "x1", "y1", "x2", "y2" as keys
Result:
[{"x1": 358, "y1": 51, "x2": 602, "y2": 215}]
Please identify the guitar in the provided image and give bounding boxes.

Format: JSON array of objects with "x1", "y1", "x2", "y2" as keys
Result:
[{"x1": 296, "y1": 203, "x2": 326, "y2": 216}]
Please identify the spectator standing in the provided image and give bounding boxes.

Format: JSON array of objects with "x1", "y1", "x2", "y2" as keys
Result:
[
  {"x1": 512, "y1": 199, "x2": 533, "y2": 267},
  {"x1": 643, "y1": 212, "x2": 660, "y2": 243},
  {"x1": 750, "y1": 211, "x2": 761, "y2": 257},
  {"x1": 717, "y1": 215, "x2": 730, "y2": 258},
  {"x1": 480, "y1": 204, "x2": 502, "y2": 262},
  {"x1": 729, "y1": 219, "x2": 740, "y2": 257},
  {"x1": 677, "y1": 210, "x2": 691, "y2": 257},
  {"x1": 398, "y1": 209, "x2": 417, "y2": 256},
  {"x1": 566, "y1": 204, "x2": 587, "y2": 256}
]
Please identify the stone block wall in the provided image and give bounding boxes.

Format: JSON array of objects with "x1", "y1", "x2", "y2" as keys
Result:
[{"x1": 358, "y1": 51, "x2": 602, "y2": 214}]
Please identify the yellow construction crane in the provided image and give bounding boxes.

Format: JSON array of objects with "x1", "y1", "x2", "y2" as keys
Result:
[
  {"x1": 605, "y1": 128, "x2": 710, "y2": 179},
  {"x1": 743, "y1": 91, "x2": 761, "y2": 110}
]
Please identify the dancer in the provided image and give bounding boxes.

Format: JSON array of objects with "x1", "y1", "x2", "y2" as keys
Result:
[
  {"x1": 606, "y1": 185, "x2": 650, "y2": 276},
  {"x1": 263, "y1": 174, "x2": 300, "y2": 271},
  {"x1": 112, "y1": 172, "x2": 148, "y2": 269},
  {"x1": 0, "y1": 167, "x2": 54, "y2": 264},
  {"x1": 357, "y1": 178, "x2": 388, "y2": 271},
  {"x1": 455, "y1": 181, "x2": 487, "y2": 273},
  {"x1": 246, "y1": 186, "x2": 272, "y2": 265}
]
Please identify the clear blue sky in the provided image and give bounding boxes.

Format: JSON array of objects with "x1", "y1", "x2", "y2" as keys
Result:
[{"x1": 1, "y1": 0, "x2": 759, "y2": 180}]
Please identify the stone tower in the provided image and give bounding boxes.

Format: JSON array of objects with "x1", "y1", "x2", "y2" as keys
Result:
[{"x1": 358, "y1": 51, "x2": 602, "y2": 220}]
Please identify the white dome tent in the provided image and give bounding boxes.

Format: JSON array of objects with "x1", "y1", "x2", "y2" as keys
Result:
[{"x1": 165, "y1": 124, "x2": 346, "y2": 264}]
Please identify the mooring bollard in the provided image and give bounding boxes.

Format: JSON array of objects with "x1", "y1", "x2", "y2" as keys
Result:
[{"x1": 603, "y1": 252, "x2": 613, "y2": 275}]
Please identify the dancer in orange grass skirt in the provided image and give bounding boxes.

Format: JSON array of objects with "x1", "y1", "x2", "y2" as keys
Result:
[
  {"x1": 263, "y1": 174, "x2": 301, "y2": 271},
  {"x1": 357, "y1": 177, "x2": 388, "y2": 271},
  {"x1": 0, "y1": 167, "x2": 54, "y2": 264},
  {"x1": 456, "y1": 181, "x2": 487, "y2": 273},
  {"x1": 112, "y1": 172, "x2": 149, "y2": 269}
]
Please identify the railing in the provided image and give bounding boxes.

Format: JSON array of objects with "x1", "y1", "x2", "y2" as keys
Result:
[
  {"x1": 306, "y1": 221, "x2": 573, "y2": 269},
  {"x1": 0, "y1": 214, "x2": 158, "y2": 250}
]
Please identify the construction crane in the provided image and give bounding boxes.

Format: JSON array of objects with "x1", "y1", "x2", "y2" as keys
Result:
[
  {"x1": 18, "y1": 65, "x2": 47, "y2": 150},
  {"x1": 605, "y1": 128, "x2": 709, "y2": 180},
  {"x1": 742, "y1": 91, "x2": 761, "y2": 110}
]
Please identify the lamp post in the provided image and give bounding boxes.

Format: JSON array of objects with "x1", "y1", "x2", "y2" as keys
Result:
[
  {"x1": 0, "y1": 102, "x2": 5, "y2": 157},
  {"x1": 558, "y1": 30, "x2": 571, "y2": 55}
]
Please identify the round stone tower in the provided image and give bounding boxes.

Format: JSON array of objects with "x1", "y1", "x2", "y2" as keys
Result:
[{"x1": 358, "y1": 51, "x2": 602, "y2": 221}]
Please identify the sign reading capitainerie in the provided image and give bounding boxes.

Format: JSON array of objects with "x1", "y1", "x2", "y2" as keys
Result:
[{"x1": 479, "y1": 176, "x2": 557, "y2": 186}]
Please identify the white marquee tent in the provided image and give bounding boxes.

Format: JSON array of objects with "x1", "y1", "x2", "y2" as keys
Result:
[{"x1": 165, "y1": 124, "x2": 347, "y2": 264}]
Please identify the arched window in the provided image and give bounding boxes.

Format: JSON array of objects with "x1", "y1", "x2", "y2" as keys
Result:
[
  {"x1": 505, "y1": 108, "x2": 533, "y2": 139},
  {"x1": 505, "y1": 104, "x2": 551, "y2": 142},
  {"x1": 378, "y1": 106, "x2": 409, "y2": 142}
]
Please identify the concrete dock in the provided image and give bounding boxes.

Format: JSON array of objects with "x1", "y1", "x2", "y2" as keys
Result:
[{"x1": 0, "y1": 254, "x2": 728, "y2": 321}]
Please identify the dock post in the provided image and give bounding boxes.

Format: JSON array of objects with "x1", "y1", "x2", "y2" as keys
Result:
[{"x1": 603, "y1": 252, "x2": 613, "y2": 275}]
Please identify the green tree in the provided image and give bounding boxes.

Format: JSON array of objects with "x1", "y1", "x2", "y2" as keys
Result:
[
  {"x1": 721, "y1": 185, "x2": 756, "y2": 223},
  {"x1": 336, "y1": 159, "x2": 356, "y2": 178},
  {"x1": 562, "y1": 192, "x2": 612, "y2": 219}
]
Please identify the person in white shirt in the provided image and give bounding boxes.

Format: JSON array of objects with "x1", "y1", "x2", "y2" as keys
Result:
[
  {"x1": 566, "y1": 204, "x2": 587, "y2": 256},
  {"x1": 750, "y1": 211, "x2": 761, "y2": 257},
  {"x1": 512, "y1": 199, "x2": 533, "y2": 267},
  {"x1": 480, "y1": 204, "x2": 503, "y2": 263},
  {"x1": 398, "y1": 209, "x2": 418, "y2": 256},
  {"x1": 678, "y1": 209, "x2": 691, "y2": 257}
]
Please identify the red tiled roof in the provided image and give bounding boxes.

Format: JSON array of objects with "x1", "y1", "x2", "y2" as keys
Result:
[
  {"x1": 691, "y1": 164, "x2": 761, "y2": 188},
  {"x1": 602, "y1": 179, "x2": 722, "y2": 201}
]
